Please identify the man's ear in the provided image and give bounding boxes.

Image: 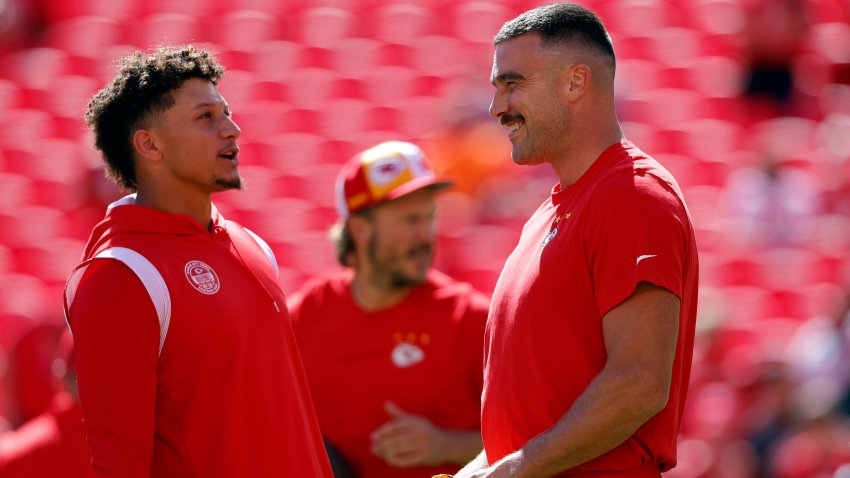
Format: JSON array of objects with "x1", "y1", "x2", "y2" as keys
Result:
[
  {"x1": 562, "y1": 63, "x2": 591, "y2": 100},
  {"x1": 347, "y1": 215, "x2": 373, "y2": 248},
  {"x1": 132, "y1": 129, "x2": 162, "y2": 162}
]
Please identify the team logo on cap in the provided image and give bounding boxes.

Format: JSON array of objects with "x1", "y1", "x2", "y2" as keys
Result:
[
  {"x1": 368, "y1": 157, "x2": 406, "y2": 186},
  {"x1": 184, "y1": 260, "x2": 220, "y2": 295}
]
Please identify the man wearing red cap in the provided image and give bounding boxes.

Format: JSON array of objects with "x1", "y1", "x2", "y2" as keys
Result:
[{"x1": 288, "y1": 141, "x2": 490, "y2": 478}]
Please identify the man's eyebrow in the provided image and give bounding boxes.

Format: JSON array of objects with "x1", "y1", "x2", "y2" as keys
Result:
[
  {"x1": 491, "y1": 70, "x2": 525, "y2": 86},
  {"x1": 190, "y1": 101, "x2": 227, "y2": 111}
]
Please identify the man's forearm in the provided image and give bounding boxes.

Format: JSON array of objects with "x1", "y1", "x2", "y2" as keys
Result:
[
  {"x1": 453, "y1": 449, "x2": 489, "y2": 477},
  {"x1": 512, "y1": 365, "x2": 667, "y2": 477}
]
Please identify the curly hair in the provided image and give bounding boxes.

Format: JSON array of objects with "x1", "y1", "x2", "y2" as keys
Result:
[
  {"x1": 494, "y1": 3, "x2": 615, "y2": 65},
  {"x1": 84, "y1": 45, "x2": 225, "y2": 191}
]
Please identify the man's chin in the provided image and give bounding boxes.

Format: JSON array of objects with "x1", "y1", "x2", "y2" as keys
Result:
[
  {"x1": 389, "y1": 270, "x2": 428, "y2": 289},
  {"x1": 213, "y1": 175, "x2": 245, "y2": 191}
]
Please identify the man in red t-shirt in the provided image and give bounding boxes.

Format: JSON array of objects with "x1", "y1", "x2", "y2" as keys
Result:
[
  {"x1": 288, "y1": 141, "x2": 489, "y2": 478},
  {"x1": 455, "y1": 4, "x2": 699, "y2": 477}
]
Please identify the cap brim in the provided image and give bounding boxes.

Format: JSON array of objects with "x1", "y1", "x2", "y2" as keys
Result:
[{"x1": 383, "y1": 176, "x2": 454, "y2": 202}]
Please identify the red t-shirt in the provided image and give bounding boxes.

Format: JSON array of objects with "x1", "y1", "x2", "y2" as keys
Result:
[
  {"x1": 289, "y1": 269, "x2": 490, "y2": 478},
  {"x1": 481, "y1": 141, "x2": 699, "y2": 475}
]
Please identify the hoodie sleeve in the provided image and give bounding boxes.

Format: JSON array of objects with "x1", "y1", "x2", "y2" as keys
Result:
[{"x1": 68, "y1": 259, "x2": 159, "y2": 478}]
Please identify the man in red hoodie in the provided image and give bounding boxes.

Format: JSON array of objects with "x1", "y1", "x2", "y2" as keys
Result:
[{"x1": 63, "y1": 45, "x2": 331, "y2": 477}]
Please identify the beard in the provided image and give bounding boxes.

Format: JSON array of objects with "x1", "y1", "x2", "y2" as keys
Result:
[
  {"x1": 367, "y1": 235, "x2": 432, "y2": 289},
  {"x1": 213, "y1": 174, "x2": 245, "y2": 191}
]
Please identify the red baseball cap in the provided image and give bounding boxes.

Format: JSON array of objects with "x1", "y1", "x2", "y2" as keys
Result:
[{"x1": 335, "y1": 141, "x2": 452, "y2": 219}]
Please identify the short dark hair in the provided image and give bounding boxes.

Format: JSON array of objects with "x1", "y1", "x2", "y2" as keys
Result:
[
  {"x1": 494, "y1": 3, "x2": 615, "y2": 63},
  {"x1": 84, "y1": 45, "x2": 225, "y2": 191}
]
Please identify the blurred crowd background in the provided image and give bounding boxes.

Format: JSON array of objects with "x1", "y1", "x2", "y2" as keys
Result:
[{"x1": 0, "y1": 0, "x2": 849, "y2": 476}]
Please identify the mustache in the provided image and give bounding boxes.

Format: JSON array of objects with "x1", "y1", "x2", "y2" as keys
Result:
[
  {"x1": 406, "y1": 243, "x2": 433, "y2": 257},
  {"x1": 500, "y1": 113, "x2": 523, "y2": 126}
]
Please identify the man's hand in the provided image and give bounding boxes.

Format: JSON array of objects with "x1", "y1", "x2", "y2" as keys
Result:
[
  {"x1": 455, "y1": 451, "x2": 526, "y2": 478},
  {"x1": 370, "y1": 402, "x2": 450, "y2": 468}
]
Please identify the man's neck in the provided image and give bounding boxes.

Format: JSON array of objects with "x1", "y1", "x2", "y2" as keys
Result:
[
  {"x1": 135, "y1": 187, "x2": 213, "y2": 230},
  {"x1": 553, "y1": 123, "x2": 624, "y2": 187},
  {"x1": 350, "y1": 271, "x2": 415, "y2": 312}
]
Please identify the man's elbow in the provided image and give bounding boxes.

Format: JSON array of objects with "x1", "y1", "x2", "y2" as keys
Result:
[{"x1": 636, "y1": 374, "x2": 671, "y2": 419}]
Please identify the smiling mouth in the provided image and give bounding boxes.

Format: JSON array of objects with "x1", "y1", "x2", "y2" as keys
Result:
[
  {"x1": 218, "y1": 146, "x2": 240, "y2": 163},
  {"x1": 500, "y1": 114, "x2": 525, "y2": 137}
]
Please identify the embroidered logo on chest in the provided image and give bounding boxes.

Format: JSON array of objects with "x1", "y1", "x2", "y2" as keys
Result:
[
  {"x1": 184, "y1": 260, "x2": 220, "y2": 295},
  {"x1": 390, "y1": 332, "x2": 429, "y2": 368},
  {"x1": 543, "y1": 211, "x2": 572, "y2": 248}
]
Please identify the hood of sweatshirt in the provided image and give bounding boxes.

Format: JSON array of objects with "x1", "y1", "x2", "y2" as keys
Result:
[{"x1": 82, "y1": 194, "x2": 224, "y2": 261}]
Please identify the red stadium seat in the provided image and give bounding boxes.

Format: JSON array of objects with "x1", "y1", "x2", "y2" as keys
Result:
[
  {"x1": 607, "y1": 0, "x2": 672, "y2": 38},
  {"x1": 11, "y1": 239, "x2": 86, "y2": 288},
  {"x1": 450, "y1": 2, "x2": 509, "y2": 43},
  {"x1": 686, "y1": 0, "x2": 747, "y2": 35},
  {"x1": 44, "y1": 16, "x2": 124, "y2": 59},
  {"x1": 250, "y1": 41, "x2": 303, "y2": 81},
  {"x1": 43, "y1": 75, "x2": 99, "y2": 121},
  {"x1": 328, "y1": 37, "x2": 382, "y2": 75},
  {"x1": 277, "y1": 230, "x2": 339, "y2": 277},
  {"x1": 649, "y1": 27, "x2": 705, "y2": 66},
  {"x1": 214, "y1": 10, "x2": 281, "y2": 50},
  {"x1": 216, "y1": 69, "x2": 260, "y2": 105},
  {"x1": 138, "y1": 0, "x2": 217, "y2": 17},
  {"x1": 136, "y1": 13, "x2": 203, "y2": 49},
  {"x1": 356, "y1": 66, "x2": 417, "y2": 103},
  {"x1": 0, "y1": 206, "x2": 68, "y2": 249},
  {"x1": 0, "y1": 79, "x2": 21, "y2": 111},
  {"x1": 620, "y1": 88, "x2": 705, "y2": 127},
  {"x1": 299, "y1": 7, "x2": 355, "y2": 48},
  {"x1": 0, "y1": 172, "x2": 34, "y2": 211},
  {"x1": 616, "y1": 59, "x2": 662, "y2": 98},
  {"x1": 3, "y1": 48, "x2": 70, "y2": 89},
  {"x1": 408, "y1": 35, "x2": 463, "y2": 72},
  {"x1": 681, "y1": 119, "x2": 745, "y2": 160},
  {"x1": 0, "y1": 109, "x2": 55, "y2": 149},
  {"x1": 372, "y1": 4, "x2": 436, "y2": 44},
  {"x1": 284, "y1": 68, "x2": 336, "y2": 108},
  {"x1": 317, "y1": 98, "x2": 373, "y2": 137},
  {"x1": 748, "y1": 117, "x2": 818, "y2": 159},
  {"x1": 684, "y1": 55, "x2": 746, "y2": 99}
]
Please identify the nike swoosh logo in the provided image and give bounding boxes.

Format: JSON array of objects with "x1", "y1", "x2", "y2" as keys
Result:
[{"x1": 636, "y1": 254, "x2": 657, "y2": 265}]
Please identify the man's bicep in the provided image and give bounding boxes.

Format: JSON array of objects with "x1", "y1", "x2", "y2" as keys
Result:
[
  {"x1": 69, "y1": 260, "x2": 160, "y2": 476},
  {"x1": 601, "y1": 282, "x2": 679, "y2": 387}
]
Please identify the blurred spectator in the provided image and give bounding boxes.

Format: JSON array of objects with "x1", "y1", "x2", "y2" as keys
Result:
[
  {"x1": 718, "y1": 153, "x2": 822, "y2": 250},
  {"x1": 1, "y1": 324, "x2": 63, "y2": 429},
  {"x1": 0, "y1": 330, "x2": 94, "y2": 477},
  {"x1": 785, "y1": 290, "x2": 850, "y2": 418},
  {"x1": 767, "y1": 413, "x2": 850, "y2": 478},
  {"x1": 741, "y1": 0, "x2": 811, "y2": 118}
]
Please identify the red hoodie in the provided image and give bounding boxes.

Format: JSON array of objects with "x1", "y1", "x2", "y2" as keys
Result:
[{"x1": 64, "y1": 195, "x2": 331, "y2": 478}]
